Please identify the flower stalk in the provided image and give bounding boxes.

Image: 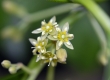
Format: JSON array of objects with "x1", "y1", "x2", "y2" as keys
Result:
[
  {"x1": 19, "y1": 4, "x2": 80, "y2": 31},
  {"x1": 46, "y1": 66, "x2": 55, "y2": 80},
  {"x1": 17, "y1": 63, "x2": 32, "y2": 74},
  {"x1": 27, "y1": 64, "x2": 45, "y2": 80},
  {"x1": 73, "y1": 0, "x2": 110, "y2": 34}
]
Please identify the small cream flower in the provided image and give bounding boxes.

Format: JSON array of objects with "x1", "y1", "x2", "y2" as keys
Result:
[
  {"x1": 56, "y1": 48, "x2": 67, "y2": 63},
  {"x1": 29, "y1": 37, "x2": 48, "y2": 54},
  {"x1": 32, "y1": 16, "x2": 58, "y2": 40},
  {"x1": 36, "y1": 51, "x2": 57, "y2": 67},
  {"x1": 48, "y1": 22, "x2": 74, "y2": 50}
]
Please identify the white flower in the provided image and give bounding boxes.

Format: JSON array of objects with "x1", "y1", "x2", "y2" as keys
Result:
[
  {"x1": 36, "y1": 51, "x2": 57, "y2": 67},
  {"x1": 56, "y1": 48, "x2": 67, "y2": 63},
  {"x1": 29, "y1": 37, "x2": 48, "y2": 54},
  {"x1": 32, "y1": 16, "x2": 58, "y2": 40},
  {"x1": 48, "y1": 22, "x2": 74, "y2": 50}
]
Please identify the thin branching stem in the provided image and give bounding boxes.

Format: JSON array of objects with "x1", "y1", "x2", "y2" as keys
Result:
[{"x1": 46, "y1": 66, "x2": 55, "y2": 80}]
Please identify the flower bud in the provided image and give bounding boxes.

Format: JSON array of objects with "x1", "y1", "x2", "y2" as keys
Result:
[
  {"x1": 2, "y1": 1, "x2": 18, "y2": 14},
  {"x1": 99, "y1": 49, "x2": 110, "y2": 66},
  {"x1": 1, "y1": 60, "x2": 11, "y2": 68},
  {"x1": 9, "y1": 66, "x2": 17, "y2": 74},
  {"x1": 56, "y1": 49, "x2": 67, "y2": 62},
  {"x1": 1, "y1": 26, "x2": 23, "y2": 42},
  {"x1": 2, "y1": 1, "x2": 27, "y2": 17}
]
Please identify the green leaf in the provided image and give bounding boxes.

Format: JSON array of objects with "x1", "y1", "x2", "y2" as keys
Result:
[
  {"x1": 66, "y1": 14, "x2": 100, "y2": 71},
  {"x1": 0, "y1": 71, "x2": 23, "y2": 80}
]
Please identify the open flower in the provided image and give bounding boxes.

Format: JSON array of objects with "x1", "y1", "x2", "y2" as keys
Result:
[
  {"x1": 29, "y1": 37, "x2": 48, "y2": 54},
  {"x1": 48, "y1": 22, "x2": 74, "y2": 50},
  {"x1": 36, "y1": 51, "x2": 57, "y2": 67},
  {"x1": 56, "y1": 48, "x2": 67, "y2": 63},
  {"x1": 32, "y1": 16, "x2": 58, "y2": 40}
]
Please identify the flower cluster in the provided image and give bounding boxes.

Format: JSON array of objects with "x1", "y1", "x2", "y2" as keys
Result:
[{"x1": 29, "y1": 16, "x2": 74, "y2": 66}]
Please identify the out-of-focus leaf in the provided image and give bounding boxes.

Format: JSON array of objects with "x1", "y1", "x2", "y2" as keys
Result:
[
  {"x1": 65, "y1": 14, "x2": 100, "y2": 71},
  {"x1": 0, "y1": 71, "x2": 23, "y2": 80},
  {"x1": 59, "y1": 11, "x2": 86, "y2": 26},
  {"x1": 50, "y1": 0, "x2": 107, "y2": 3},
  {"x1": 21, "y1": 56, "x2": 36, "y2": 80},
  {"x1": 88, "y1": 13, "x2": 107, "y2": 66}
]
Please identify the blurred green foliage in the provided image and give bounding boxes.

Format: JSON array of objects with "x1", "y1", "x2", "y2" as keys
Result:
[{"x1": 0, "y1": 0, "x2": 109, "y2": 80}]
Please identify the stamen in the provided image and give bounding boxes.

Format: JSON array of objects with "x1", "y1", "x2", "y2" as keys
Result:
[
  {"x1": 46, "y1": 26, "x2": 50, "y2": 29},
  {"x1": 41, "y1": 20, "x2": 46, "y2": 25},
  {"x1": 53, "y1": 36, "x2": 57, "y2": 38},
  {"x1": 48, "y1": 58, "x2": 52, "y2": 66},
  {"x1": 42, "y1": 42, "x2": 44, "y2": 45},
  {"x1": 49, "y1": 29, "x2": 52, "y2": 32},
  {"x1": 37, "y1": 46, "x2": 41, "y2": 49},
  {"x1": 61, "y1": 35, "x2": 65, "y2": 38},
  {"x1": 41, "y1": 49, "x2": 45, "y2": 53}
]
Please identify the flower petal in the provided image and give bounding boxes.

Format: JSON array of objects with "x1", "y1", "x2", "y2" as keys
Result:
[
  {"x1": 64, "y1": 41, "x2": 74, "y2": 50},
  {"x1": 32, "y1": 49, "x2": 37, "y2": 55},
  {"x1": 56, "y1": 48, "x2": 67, "y2": 62},
  {"x1": 29, "y1": 38, "x2": 37, "y2": 46},
  {"x1": 68, "y1": 34, "x2": 74, "y2": 40},
  {"x1": 41, "y1": 48, "x2": 46, "y2": 53},
  {"x1": 62, "y1": 22, "x2": 69, "y2": 32},
  {"x1": 49, "y1": 16, "x2": 56, "y2": 23},
  {"x1": 56, "y1": 27, "x2": 61, "y2": 32},
  {"x1": 58, "y1": 41, "x2": 63, "y2": 47},
  {"x1": 53, "y1": 22, "x2": 57, "y2": 25},
  {"x1": 48, "y1": 35, "x2": 57, "y2": 41},
  {"x1": 41, "y1": 56, "x2": 48, "y2": 59},
  {"x1": 53, "y1": 36, "x2": 57, "y2": 38},
  {"x1": 44, "y1": 39, "x2": 48, "y2": 46},
  {"x1": 41, "y1": 33, "x2": 48, "y2": 40},
  {"x1": 42, "y1": 31, "x2": 46, "y2": 36},
  {"x1": 36, "y1": 55, "x2": 40, "y2": 62},
  {"x1": 32, "y1": 28, "x2": 42, "y2": 34},
  {"x1": 49, "y1": 27, "x2": 57, "y2": 35},
  {"x1": 56, "y1": 41, "x2": 63, "y2": 50},
  {"x1": 41, "y1": 20, "x2": 46, "y2": 25},
  {"x1": 37, "y1": 37, "x2": 42, "y2": 42}
]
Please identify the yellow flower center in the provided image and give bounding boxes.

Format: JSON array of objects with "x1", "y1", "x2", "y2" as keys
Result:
[
  {"x1": 35, "y1": 41, "x2": 45, "y2": 52},
  {"x1": 57, "y1": 31, "x2": 68, "y2": 42},
  {"x1": 41, "y1": 23, "x2": 54, "y2": 33}
]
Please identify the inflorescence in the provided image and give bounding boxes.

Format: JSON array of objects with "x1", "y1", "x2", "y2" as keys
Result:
[
  {"x1": 1, "y1": 16, "x2": 74, "y2": 74},
  {"x1": 29, "y1": 16, "x2": 74, "y2": 67}
]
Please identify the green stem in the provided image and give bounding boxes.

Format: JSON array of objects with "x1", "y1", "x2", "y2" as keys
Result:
[
  {"x1": 21, "y1": 54, "x2": 47, "y2": 80},
  {"x1": 59, "y1": 11, "x2": 85, "y2": 26},
  {"x1": 21, "y1": 56, "x2": 40, "y2": 80},
  {"x1": 73, "y1": 0, "x2": 110, "y2": 34},
  {"x1": 17, "y1": 63, "x2": 32, "y2": 74},
  {"x1": 46, "y1": 66, "x2": 55, "y2": 80},
  {"x1": 51, "y1": 0, "x2": 107, "y2": 3},
  {"x1": 19, "y1": 4, "x2": 80, "y2": 30},
  {"x1": 88, "y1": 14, "x2": 107, "y2": 65},
  {"x1": 104, "y1": 35, "x2": 110, "y2": 80},
  {"x1": 73, "y1": 1, "x2": 110, "y2": 80},
  {"x1": 27, "y1": 64, "x2": 45, "y2": 80}
]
